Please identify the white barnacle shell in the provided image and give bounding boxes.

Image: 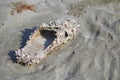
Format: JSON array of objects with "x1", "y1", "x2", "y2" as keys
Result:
[{"x1": 41, "y1": 23, "x2": 46, "y2": 27}]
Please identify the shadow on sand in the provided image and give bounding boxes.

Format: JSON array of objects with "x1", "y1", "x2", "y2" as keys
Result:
[
  {"x1": 8, "y1": 51, "x2": 17, "y2": 63},
  {"x1": 8, "y1": 27, "x2": 37, "y2": 63},
  {"x1": 20, "y1": 27, "x2": 37, "y2": 48}
]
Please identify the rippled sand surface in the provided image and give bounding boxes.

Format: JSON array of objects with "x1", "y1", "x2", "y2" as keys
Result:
[{"x1": 0, "y1": 0, "x2": 120, "y2": 80}]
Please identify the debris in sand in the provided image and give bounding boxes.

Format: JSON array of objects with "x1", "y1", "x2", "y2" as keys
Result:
[
  {"x1": 15, "y1": 18, "x2": 80, "y2": 66},
  {"x1": 10, "y1": 1, "x2": 36, "y2": 15}
]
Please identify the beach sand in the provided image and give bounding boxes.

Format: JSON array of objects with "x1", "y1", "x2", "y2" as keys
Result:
[{"x1": 0, "y1": 0, "x2": 120, "y2": 80}]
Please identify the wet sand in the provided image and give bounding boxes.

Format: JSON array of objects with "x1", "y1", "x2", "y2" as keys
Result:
[{"x1": 0, "y1": 0, "x2": 120, "y2": 80}]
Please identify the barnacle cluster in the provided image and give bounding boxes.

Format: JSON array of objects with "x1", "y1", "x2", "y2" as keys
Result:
[{"x1": 15, "y1": 18, "x2": 80, "y2": 66}]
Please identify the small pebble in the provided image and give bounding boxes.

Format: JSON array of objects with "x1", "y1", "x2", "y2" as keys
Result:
[{"x1": 2, "y1": 23, "x2": 4, "y2": 25}]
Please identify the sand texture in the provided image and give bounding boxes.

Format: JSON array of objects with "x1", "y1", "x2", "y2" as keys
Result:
[{"x1": 0, "y1": 0, "x2": 120, "y2": 80}]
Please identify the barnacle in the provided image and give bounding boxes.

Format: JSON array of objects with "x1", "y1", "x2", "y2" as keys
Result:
[{"x1": 15, "y1": 18, "x2": 80, "y2": 66}]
